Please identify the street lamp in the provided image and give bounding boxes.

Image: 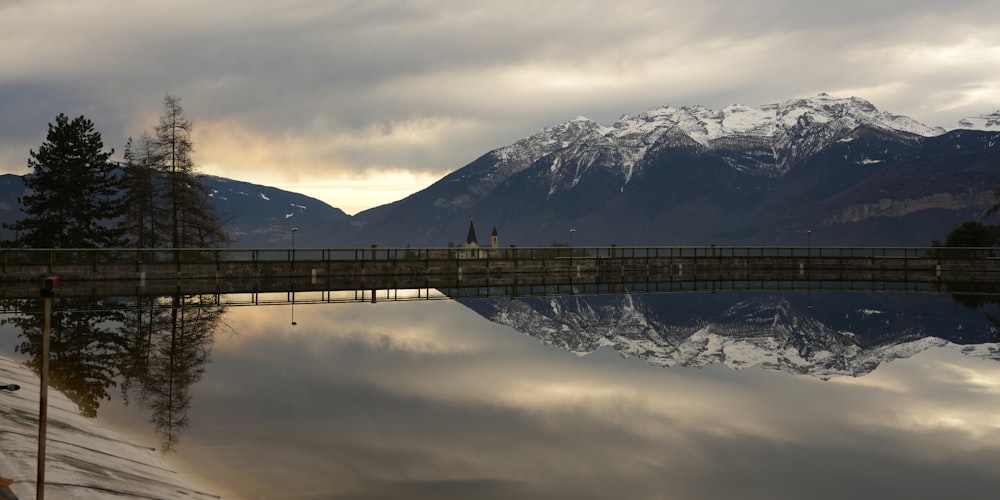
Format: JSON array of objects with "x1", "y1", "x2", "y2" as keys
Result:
[
  {"x1": 291, "y1": 227, "x2": 299, "y2": 325},
  {"x1": 569, "y1": 228, "x2": 575, "y2": 246}
]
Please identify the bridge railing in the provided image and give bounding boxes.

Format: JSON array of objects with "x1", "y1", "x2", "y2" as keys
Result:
[{"x1": 2, "y1": 245, "x2": 999, "y2": 269}]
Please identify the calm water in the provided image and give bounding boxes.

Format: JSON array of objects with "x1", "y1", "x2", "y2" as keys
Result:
[{"x1": 3, "y1": 291, "x2": 1000, "y2": 499}]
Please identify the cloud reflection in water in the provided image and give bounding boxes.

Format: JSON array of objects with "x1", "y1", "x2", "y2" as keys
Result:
[{"x1": 156, "y1": 298, "x2": 1000, "y2": 499}]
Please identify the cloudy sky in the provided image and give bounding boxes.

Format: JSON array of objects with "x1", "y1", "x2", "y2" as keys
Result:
[{"x1": 2, "y1": 0, "x2": 999, "y2": 214}]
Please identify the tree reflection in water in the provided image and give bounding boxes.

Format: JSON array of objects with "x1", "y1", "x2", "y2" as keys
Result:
[
  {"x1": 2, "y1": 294, "x2": 225, "y2": 451},
  {"x1": 3, "y1": 297, "x2": 126, "y2": 418},
  {"x1": 938, "y1": 282, "x2": 1000, "y2": 340}
]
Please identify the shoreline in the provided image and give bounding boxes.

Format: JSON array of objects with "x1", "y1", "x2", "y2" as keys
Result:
[{"x1": 0, "y1": 355, "x2": 219, "y2": 499}]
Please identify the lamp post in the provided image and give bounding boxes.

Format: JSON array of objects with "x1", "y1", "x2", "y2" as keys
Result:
[
  {"x1": 291, "y1": 228, "x2": 299, "y2": 325},
  {"x1": 569, "y1": 228, "x2": 575, "y2": 246}
]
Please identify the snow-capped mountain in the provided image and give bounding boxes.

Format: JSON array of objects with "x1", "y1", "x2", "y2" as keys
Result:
[
  {"x1": 2, "y1": 93, "x2": 998, "y2": 249},
  {"x1": 351, "y1": 94, "x2": 1000, "y2": 247},
  {"x1": 492, "y1": 93, "x2": 945, "y2": 182},
  {"x1": 461, "y1": 292, "x2": 1000, "y2": 380}
]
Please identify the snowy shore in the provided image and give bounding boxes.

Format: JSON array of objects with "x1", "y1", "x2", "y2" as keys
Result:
[{"x1": 0, "y1": 355, "x2": 218, "y2": 499}]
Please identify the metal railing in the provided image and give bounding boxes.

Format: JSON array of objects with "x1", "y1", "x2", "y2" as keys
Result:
[{"x1": 2, "y1": 245, "x2": 997, "y2": 268}]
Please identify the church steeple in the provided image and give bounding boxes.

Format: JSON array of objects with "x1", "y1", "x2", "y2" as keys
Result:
[
  {"x1": 466, "y1": 220, "x2": 478, "y2": 245},
  {"x1": 491, "y1": 226, "x2": 498, "y2": 248}
]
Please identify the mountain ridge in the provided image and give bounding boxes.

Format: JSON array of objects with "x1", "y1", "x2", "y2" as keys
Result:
[
  {"x1": 349, "y1": 94, "x2": 1000, "y2": 247},
  {"x1": 1, "y1": 93, "x2": 998, "y2": 248}
]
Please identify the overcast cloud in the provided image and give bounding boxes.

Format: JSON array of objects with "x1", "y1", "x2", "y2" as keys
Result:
[{"x1": 2, "y1": 0, "x2": 999, "y2": 213}]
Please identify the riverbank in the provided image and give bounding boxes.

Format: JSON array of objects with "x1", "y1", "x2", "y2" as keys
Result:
[{"x1": 0, "y1": 355, "x2": 218, "y2": 499}]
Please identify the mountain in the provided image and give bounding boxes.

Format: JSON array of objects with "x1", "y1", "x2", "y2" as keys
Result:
[
  {"x1": 204, "y1": 176, "x2": 351, "y2": 247},
  {"x1": 1, "y1": 94, "x2": 998, "y2": 248},
  {"x1": 0, "y1": 173, "x2": 352, "y2": 247},
  {"x1": 349, "y1": 94, "x2": 1000, "y2": 247},
  {"x1": 460, "y1": 292, "x2": 1000, "y2": 379}
]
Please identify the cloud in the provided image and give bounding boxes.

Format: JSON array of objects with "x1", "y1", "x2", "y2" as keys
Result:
[{"x1": 2, "y1": 0, "x2": 999, "y2": 211}]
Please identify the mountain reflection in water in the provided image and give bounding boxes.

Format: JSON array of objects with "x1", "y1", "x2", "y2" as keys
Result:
[
  {"x1": 1, "y1": 291, "x2": 1000, "y2": 499},
  {"x1": 462, "y1": 292, "x2": 1000, "y2": 379}
]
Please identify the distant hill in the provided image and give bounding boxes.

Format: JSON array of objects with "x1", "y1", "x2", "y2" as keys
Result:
[
  {"x1": 203, "y1": 176, "x2": 351, "y2": 247},
  {"x1": 0, "y1": 173, "x2": 352, "y2": 248}
]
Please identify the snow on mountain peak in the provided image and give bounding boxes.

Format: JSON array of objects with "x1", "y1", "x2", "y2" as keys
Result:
[
  {"x1": 489, "y1": 94, "x2": 990, "y2": 195},
  {"x1": 493, "y1": 115, "x2": 609, "y2": 166},
  {"x1": 469, "y1": 295, "x2": 974, "y2": 380},
  {"x1": 607, "y1": 93, "x2": 944, "y2": 146}
]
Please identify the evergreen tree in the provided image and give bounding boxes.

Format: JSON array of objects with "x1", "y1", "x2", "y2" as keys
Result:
[
  {"x1": 941, "y1": 220, "x2": 1000, "y2": 248},
  {"x1": 8, "y1": 113, "x2": 126, "y2": 248}
]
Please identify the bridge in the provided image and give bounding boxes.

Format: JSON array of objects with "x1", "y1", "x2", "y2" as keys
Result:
[{"x1": 1, "y1": 245, "x2": 998, "y2": 302}]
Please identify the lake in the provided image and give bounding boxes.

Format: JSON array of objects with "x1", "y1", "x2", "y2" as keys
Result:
[{"x1": 3, "y1": 290, "x2": 1000, "y2": 499}]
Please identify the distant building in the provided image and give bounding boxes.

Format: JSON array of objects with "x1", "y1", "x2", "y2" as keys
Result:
[
  {"x1": 460, "y1": 220, "x2": 498, "y2": 258},
  {"x1": 466, "y1": 220, "x2": 479, "y2": 247}
]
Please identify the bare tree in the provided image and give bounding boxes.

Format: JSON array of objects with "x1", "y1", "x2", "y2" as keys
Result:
[
  {"x1": 121, "y1": 132, "x2": 167, "y2": 248},
  {"x1": 122, "y1": 95, "x2": 228, "y2": 249}
]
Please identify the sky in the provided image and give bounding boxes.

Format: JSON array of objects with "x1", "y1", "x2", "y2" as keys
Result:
[{"x1": 2, "y1": 0, "x2": 999, "y2": 215}]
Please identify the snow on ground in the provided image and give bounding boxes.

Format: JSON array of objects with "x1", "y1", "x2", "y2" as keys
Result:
[{"x1": 0, "y1": 355, "x2": 218, "y2": 500}]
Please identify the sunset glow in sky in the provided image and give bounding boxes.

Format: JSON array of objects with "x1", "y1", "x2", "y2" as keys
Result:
[{"x1": 2, "y1": 0, "x2": 999, "y2": 214}]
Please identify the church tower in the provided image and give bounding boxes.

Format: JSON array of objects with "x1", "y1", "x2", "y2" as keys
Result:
[
  {"x1": 466, "y1": 220, "x2": 479, "y2": 247},
  {"x1": 490, "y1": 226, "x2": 498, "y2": 248}
]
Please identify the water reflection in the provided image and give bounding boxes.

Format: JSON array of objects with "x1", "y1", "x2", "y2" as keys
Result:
[
  {"x1": 2, "y1": 297, "x2": 126, "y2": 418},
  {"x1": 461, "y1": 292, "x2": 1000, "y2": 379},
  {"x1": 1, "y1": 294, "x2": 223, "y2": 450},
  {"x1": 2, "y1": 290, "x2": 1000, "y2": 499},
  {"x1": 123, "y1": 295, "x2": 223, "y2": 450}
]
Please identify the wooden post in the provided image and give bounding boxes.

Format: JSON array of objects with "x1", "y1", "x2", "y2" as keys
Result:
[{"x1": 37, "y1": 276, "x2": 58, "y2": 500}]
